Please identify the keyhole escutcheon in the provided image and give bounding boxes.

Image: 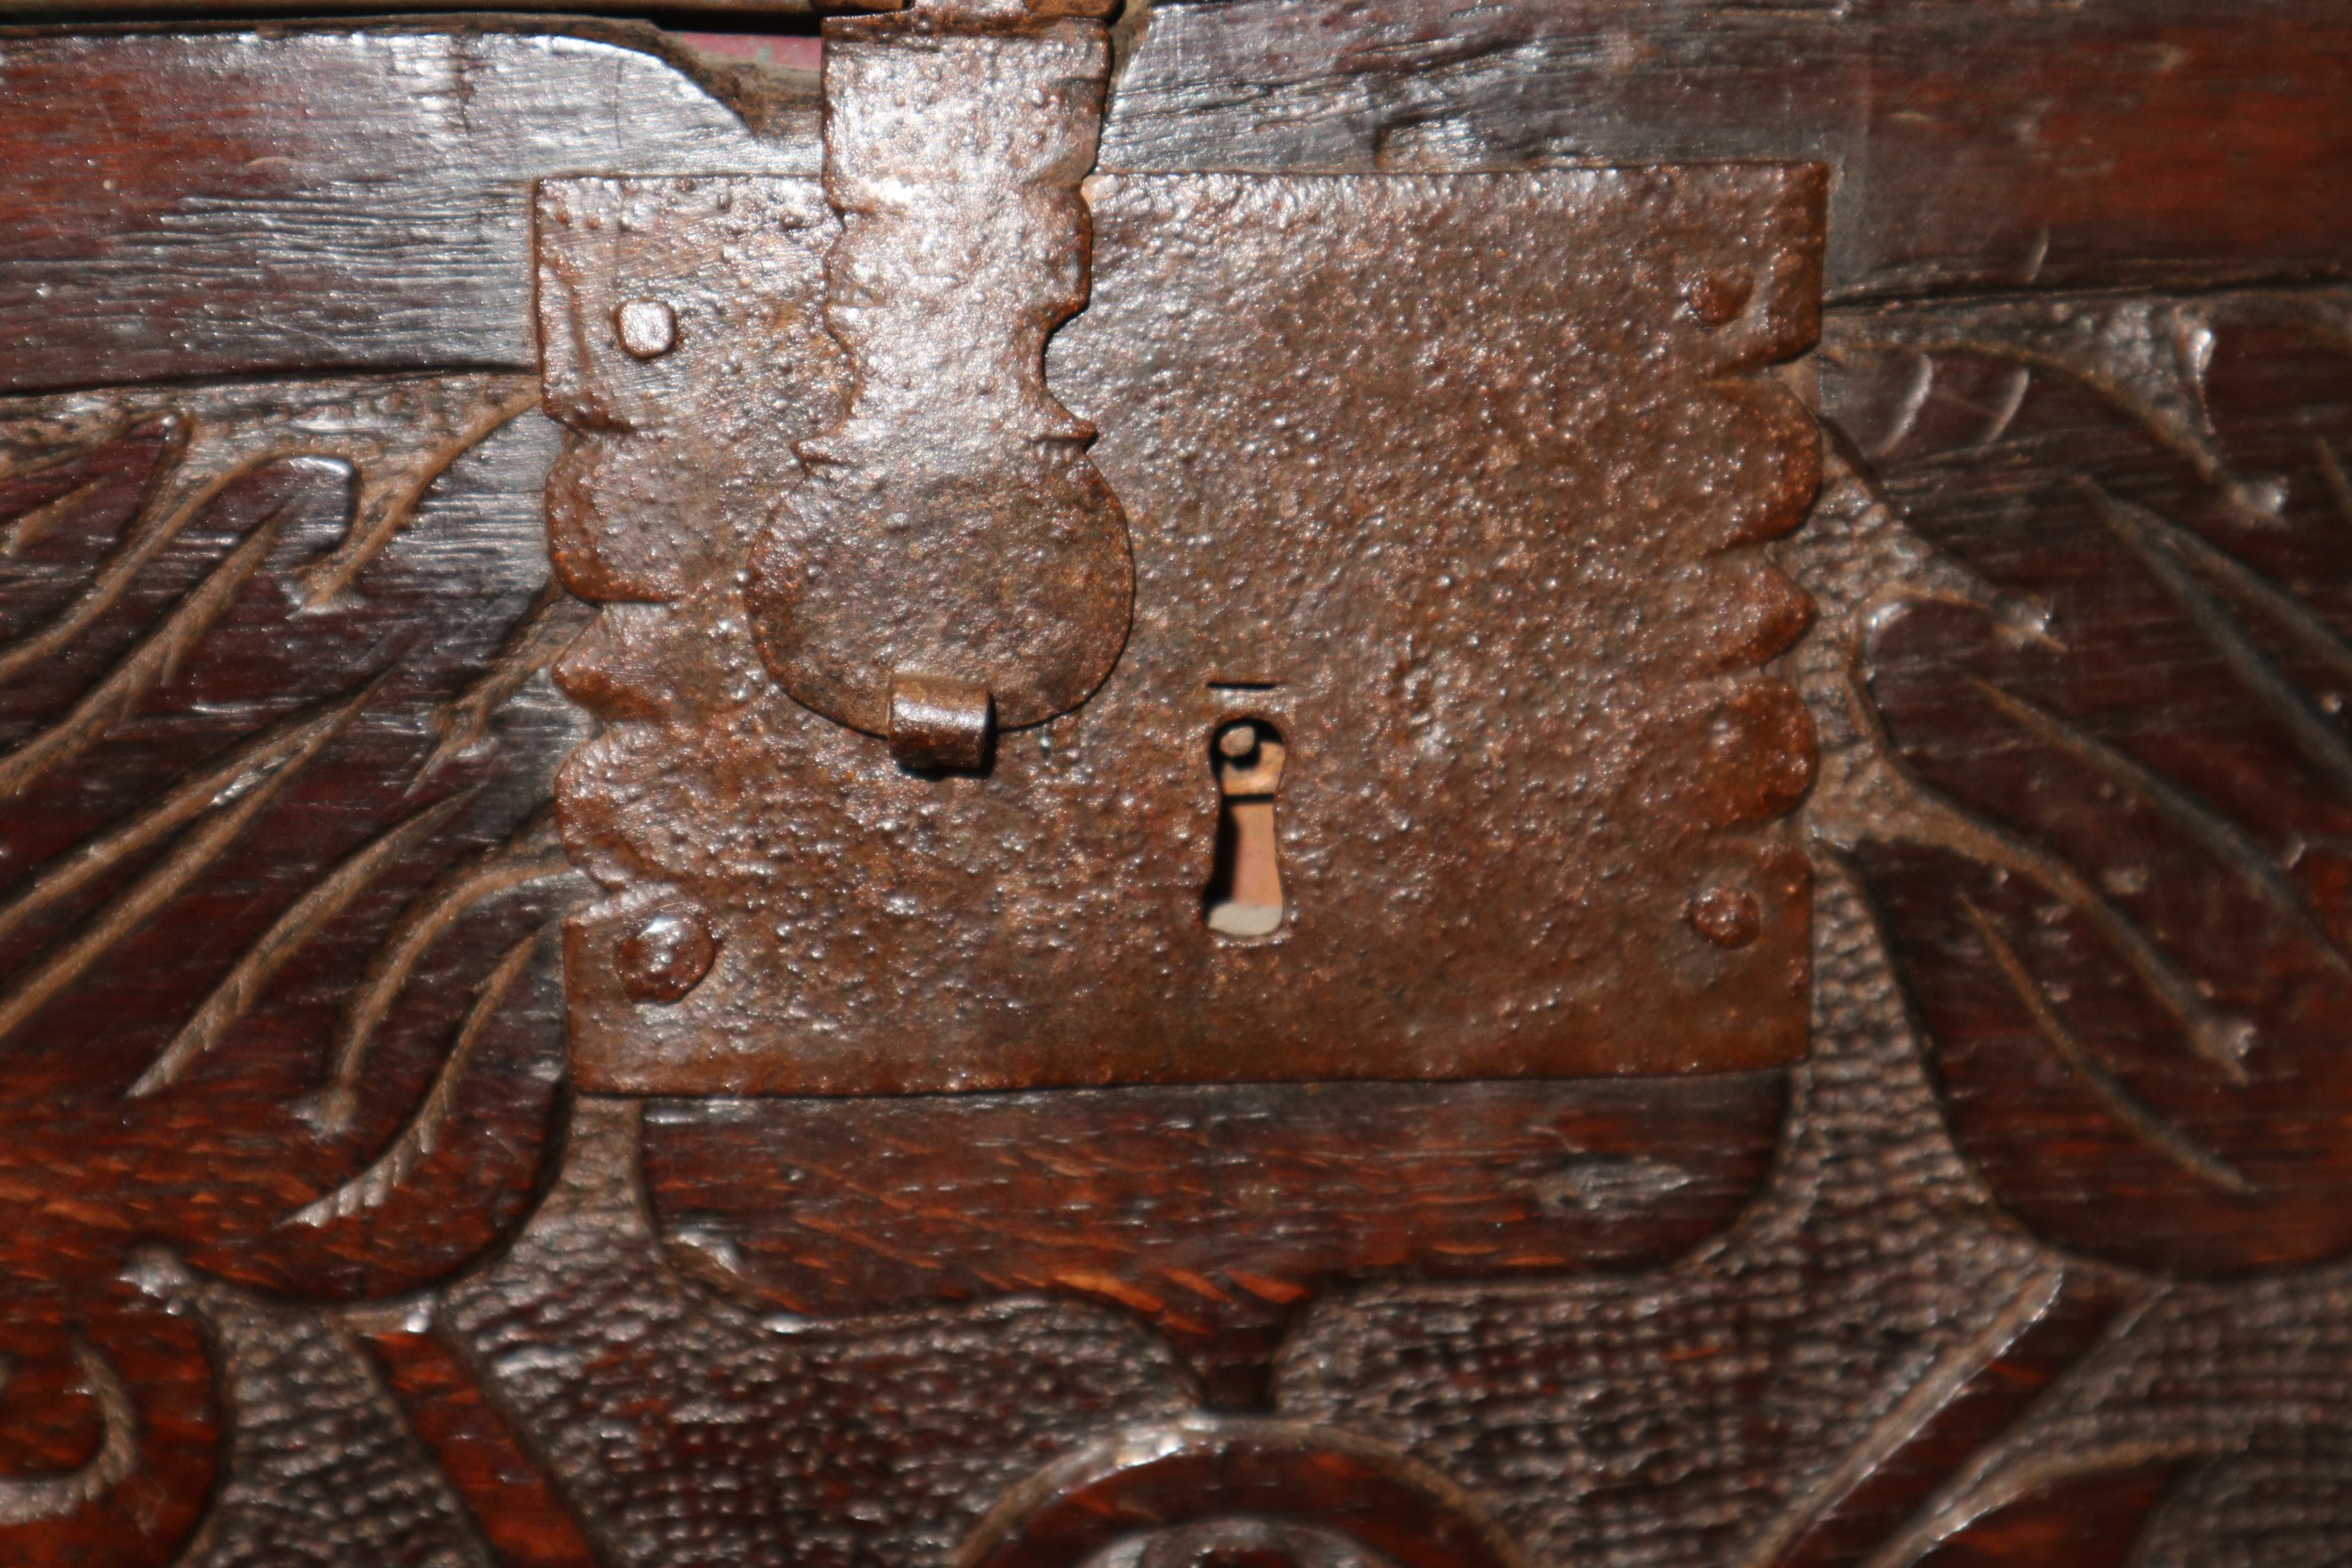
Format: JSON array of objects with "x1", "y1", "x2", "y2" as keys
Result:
[{"x1": 1204, "y1": 719, "x2": 1287, "y2": 938}]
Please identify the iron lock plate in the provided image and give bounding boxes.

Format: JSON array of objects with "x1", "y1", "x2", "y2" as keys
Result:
[{"x1": 540, "y1": 155, "x2": 1824, "y2": 1096}]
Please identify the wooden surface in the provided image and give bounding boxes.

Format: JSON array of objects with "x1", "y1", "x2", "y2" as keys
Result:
[
  {"x1": 0, "y1": 21, "x2": 815, "y2": 390},
  {"x1": 2, "y1": 5, "x2": 2351, "y2": 1568}
]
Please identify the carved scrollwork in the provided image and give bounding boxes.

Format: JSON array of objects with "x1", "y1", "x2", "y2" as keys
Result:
[
  {"x1": 0, "y1": 376, "x2": 588, "y2": 1564},
  {"x1": 11, "y1": 13, "x2": 2352, "y2": 1568}
]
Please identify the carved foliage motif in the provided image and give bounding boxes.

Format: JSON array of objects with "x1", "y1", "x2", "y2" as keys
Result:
[
  {"x1": 10, "y1": 22, "x2": 2352, "y2": 1568},
  {"x1": 0, "y1": 375, "x2": 591, "y2": 1564},
  {"x1": 1823, "y1": 289, "x2": 2352, "y2": 1275}
]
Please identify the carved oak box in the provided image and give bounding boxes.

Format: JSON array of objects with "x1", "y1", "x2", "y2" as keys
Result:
[{"x1": 6, "y1": 3, "x2": 2352, "y2": 1567}]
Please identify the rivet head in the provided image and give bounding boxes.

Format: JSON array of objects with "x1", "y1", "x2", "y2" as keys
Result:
[
  {"x1": 614, "y1": 298, "x2": 677, "y2": 359},
  {"x1": 616, "y1": 908, "x2": 716, "y2": 1003},
  {"x1": 1685, "y1": 268, "x2": 1756, "y2": 327},
  {"x1": 1687, "y1": 886, "x2": 1762, "y2": 949}
]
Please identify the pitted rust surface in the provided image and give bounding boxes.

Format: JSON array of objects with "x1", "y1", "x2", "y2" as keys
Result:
[
  {"x1": 745, "y1": 13, "x2": 1134, "y2": 740},
  {"x1": 544, "y1": 166, "x2": 1824, "y2": 1095},
  {"x1": 537, "y1": 175, "x2": 845, "y2": 609}
]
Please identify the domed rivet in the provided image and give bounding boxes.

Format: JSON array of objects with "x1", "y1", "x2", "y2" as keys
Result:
[
  {"x1": 1687, "y1": 885, "x2": 1762, "y2": 949},
  {"x1": 1684, "y1": 269, "x2": 1755, "y2": 327},
  {"x1": 617, "y1": 908, "x2": 716, "y2": 1003},
  {"x1": 614, "y1": 298, "x2": 677, "y2": 359}
]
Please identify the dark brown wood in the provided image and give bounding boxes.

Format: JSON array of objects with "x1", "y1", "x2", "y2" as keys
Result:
[
  {"x1": 1101, "y1": 1, "x2": 2352, "y2": 300},
  {"x1": 0, "y1": 373, "x2": 587, "y2": 1566},
  {"x1": 0, "y1": 21, "x2": 816, "y2": 391},
  {"x1": 638, "y1": 1076, "x2": 1788, "y2": 1407},
  {"x1": 4, "y1": 7, "x2": 2352, "y2": 1568},
  {"x1": 1839, "y1": 304, "x2": 2352, "y2": 1274}
]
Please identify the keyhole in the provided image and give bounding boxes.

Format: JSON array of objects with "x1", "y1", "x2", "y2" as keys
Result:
[{"x1": 1204, "y1": 719, "x2": 1287, "y2": 938}]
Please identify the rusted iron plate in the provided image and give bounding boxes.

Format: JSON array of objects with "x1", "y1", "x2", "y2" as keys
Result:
[
  {"x1": 537, "y1": 175, "x2": 844, "y2": 608},
  {"x1": 748, "y1": 14, "x2": 1132, "y2": 747},
  {"x1": 544, "y1": 166, "x2": 1823, "y2": 1095}
]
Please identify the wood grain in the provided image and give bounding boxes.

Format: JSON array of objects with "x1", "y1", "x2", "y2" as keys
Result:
[
  {"x1": 641, "y1": 1077, "x2": 1787, "y2": 1408},
  {"x1": 1103, "y1": 0, "x2": 2352, "y2": 300},
  {"x1": 0, "y1": 22, "x2": 815, "y2": 391},
  {"x1": 3, "y1": 7, "x2": 2352, "y2": 1568}
]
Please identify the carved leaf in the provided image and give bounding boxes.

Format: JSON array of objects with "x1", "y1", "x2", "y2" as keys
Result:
[
  {"x1": 1823, "y1": 289, "x2": 2352, "y2": 1275},
  {"x1": 0, "y1": 376, "x2": 586, "y2": 1560}
]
